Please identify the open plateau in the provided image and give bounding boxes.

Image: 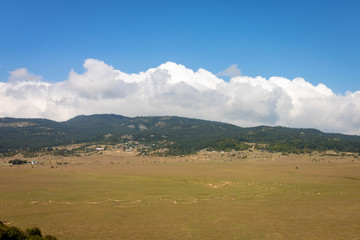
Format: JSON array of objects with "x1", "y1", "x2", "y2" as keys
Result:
[{"x1": 1, "y1": 115, "x2": 360, "y2": 240}]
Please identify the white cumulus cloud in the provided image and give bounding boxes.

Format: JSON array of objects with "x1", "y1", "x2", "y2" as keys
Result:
[{"x1": 1, "y1": 58, "x2": 360, "y2": 135}]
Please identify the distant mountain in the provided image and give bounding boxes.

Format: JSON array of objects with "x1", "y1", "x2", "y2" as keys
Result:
[{"x1": 1, "y1": 114, "x2": 360, "y2": 155}]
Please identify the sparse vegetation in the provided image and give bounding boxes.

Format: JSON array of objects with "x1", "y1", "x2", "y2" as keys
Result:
[{"x1": 1, "y1": 150, "x2": 360, "y2": 240}]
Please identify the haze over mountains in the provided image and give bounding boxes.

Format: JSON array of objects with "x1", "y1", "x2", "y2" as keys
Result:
[
  {"x1": 1, "y1": 114, "x2": 360, "y2": 155},
  {"x1": 1, "y1": 59, "x2": 360, "y2": 135}
]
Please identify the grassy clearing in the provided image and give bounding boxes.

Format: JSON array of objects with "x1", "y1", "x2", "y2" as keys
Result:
[{"x1": 1, "y1": 151, "x2": 360, "y2": 239}]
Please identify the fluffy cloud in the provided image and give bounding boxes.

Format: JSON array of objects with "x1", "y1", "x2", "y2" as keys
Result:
[{"x1": 1, "y1": 58, "x2": 360, "y2": 135}]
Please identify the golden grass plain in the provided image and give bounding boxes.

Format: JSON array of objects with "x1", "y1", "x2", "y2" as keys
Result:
[{"x1": 1, "y1": 149, "x2": 360, "y2": 240}]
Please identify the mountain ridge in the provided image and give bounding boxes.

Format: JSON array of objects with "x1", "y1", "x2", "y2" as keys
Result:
[{"x1": 1, "y1": 114, "x2": 360, "y2": 155}]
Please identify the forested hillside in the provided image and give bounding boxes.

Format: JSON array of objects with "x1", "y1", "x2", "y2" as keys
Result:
[{"x1": 1, "y1": 114, "x2": 360, "y2": 155}]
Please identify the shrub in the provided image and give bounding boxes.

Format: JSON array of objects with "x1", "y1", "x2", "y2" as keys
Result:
[
  {"x1": 8, "y1": 159, "x2": 28, "y2": 165},
  {"x1": 26, "y1": 227, "x2": 42, "y2": 237},
  {"x1": 0, "y1": 221, "x2": 57, "y2": 240},
  {"x1": 4, "y1": 226, "x2": 26, "y2": 240}
]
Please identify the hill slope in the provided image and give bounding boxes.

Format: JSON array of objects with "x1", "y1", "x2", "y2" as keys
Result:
[{"x1": 1, "y1": 114, "x2": 360, "y2": 155}]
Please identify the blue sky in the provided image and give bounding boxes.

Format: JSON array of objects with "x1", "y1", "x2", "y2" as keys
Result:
[
  {"x1": 2, "y1": 0, "x2": 360, "y2": 134},
  {"x1": 1, "y1": 0, "x2": 359, "y2": 93}
]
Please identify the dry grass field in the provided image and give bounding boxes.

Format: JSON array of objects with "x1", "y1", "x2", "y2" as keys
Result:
[{"x1": 1, "y1": 149, "x2": 360, "y2": 240}]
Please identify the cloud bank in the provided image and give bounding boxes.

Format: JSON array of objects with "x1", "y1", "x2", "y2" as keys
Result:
[{"x1": 1, "y1": 59, "x2": 360, "y2": 134}]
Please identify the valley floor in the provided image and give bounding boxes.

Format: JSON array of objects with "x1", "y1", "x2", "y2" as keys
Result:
[{"x1": 1, "y1": 150, "x2": 360, "y2": 240}]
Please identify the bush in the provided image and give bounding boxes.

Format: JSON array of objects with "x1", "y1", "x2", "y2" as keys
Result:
[
  {"x1": 0, "y1": 221, "x2": 57, "y2": 240},
  {"x1": 3, "y1": 226, "x2": 26, "y2": 240},
  {"x1": 26, "y1": 227, "x2": 42, "y2": 237},
  {"x1": 8, "y1": 159, "x2": 28, "y2": 165}
]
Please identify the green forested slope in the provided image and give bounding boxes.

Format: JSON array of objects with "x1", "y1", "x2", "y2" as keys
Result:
[{"x1": 1, "y1": 114, "x2": 360, "y2": 155}]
